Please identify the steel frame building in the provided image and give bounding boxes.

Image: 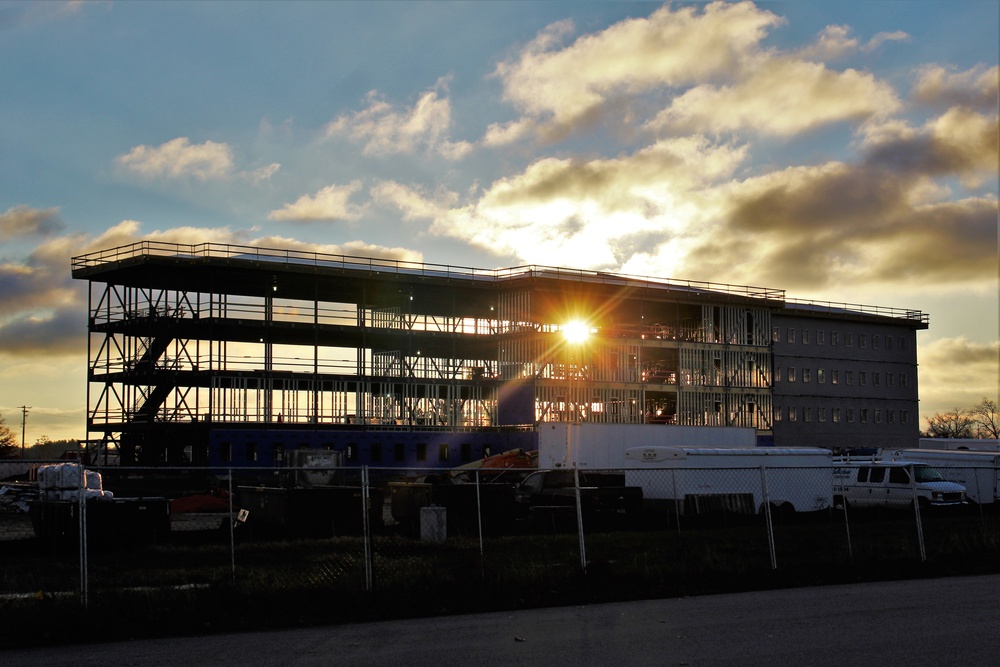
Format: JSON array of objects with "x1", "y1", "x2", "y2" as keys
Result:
[{"x1": 71, "y1": 242, "x2": 928, "y2": 467}]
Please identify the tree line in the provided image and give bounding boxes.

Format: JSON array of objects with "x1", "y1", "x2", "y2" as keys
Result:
[
  {"x1": 923, "y1": 398, "x2": 1000, "y2": 440},
  {"x1": 0, "y1": 413, "x2": 80, "y2": 460}
]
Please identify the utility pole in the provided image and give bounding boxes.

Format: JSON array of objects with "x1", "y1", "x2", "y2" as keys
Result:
[{"x1": 19, "y1": 405, "x2": 30, "y2": 457}]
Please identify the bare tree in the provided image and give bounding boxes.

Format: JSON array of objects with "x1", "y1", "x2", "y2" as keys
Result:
[
  {"x1": 971, "y1": 398, "x2": 1000, "y2": 439},
  {"x1": 923, "y1": 407, "x2": 974, "y2": 438},
  {"x1": 0, "y1": 412, "x2": 18, "y2": 459}
]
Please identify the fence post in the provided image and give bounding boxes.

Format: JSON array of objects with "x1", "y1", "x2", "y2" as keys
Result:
[
  {"x1": 760, "y1": 465, "x2": 776, "y2": 570},
  {"x1": 475, "y1": 469, "x2": 485, "y2": 581},
  {"x1": 910, "y1": 464, "x2": 927, "y2": 562},
  {"x1": 79, "y1": 465, "x2": 89, "y2": 609},
  {"x1": 362, "y1": 466, "x2": 373, "y2": 592},
  {"x1": 573, "y1": 465, "x2": 587, "y2": 574},
  {"x1": 671, "y1": 468, "x2": 681, "y2": 534},
  {"x1": 228, "y1": 468, "x2": 236, "y2": 583}
]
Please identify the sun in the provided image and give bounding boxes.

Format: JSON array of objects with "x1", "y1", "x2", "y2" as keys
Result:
[{"x1": 562, "y1": 320, "x2": 591, "y2": 344}]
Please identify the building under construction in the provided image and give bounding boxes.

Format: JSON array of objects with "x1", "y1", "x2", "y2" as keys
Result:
[{"x1": 71, "y1": 242, "x2": 929, "y2": 467}]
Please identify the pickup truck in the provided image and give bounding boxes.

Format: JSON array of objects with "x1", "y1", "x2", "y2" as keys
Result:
[{"x1": 513, "y1": 469, "x2": 643, "y2": 529}]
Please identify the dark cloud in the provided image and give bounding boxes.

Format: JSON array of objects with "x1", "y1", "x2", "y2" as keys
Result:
[
  {"x1": 0, "y1": 307, "x2": 86, "y2": 356},
  {"x1": 0, "y1": 206, "x2": 64, "y2": 241}
]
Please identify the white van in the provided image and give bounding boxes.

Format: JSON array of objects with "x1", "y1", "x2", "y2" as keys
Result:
[
  {"x1": 890, "y1": 449, "x2": 1000, "y2": 506},
  {"x1": 833, "y1": 459, "x2": 965, "y2": 509}
]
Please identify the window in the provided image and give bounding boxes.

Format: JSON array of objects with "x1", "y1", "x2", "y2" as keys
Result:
[
  {"x1": 817, "y1": 331, "x2": 825, "y2": 345},
  {"x1": 247, "y1": 442, "x2": 257, "y2": 462},
  {"x1": 371, "y1": 443, "x2": 382, "y2": 463},
  {"x1": 803, "y1": 368, "x2": 811, "y2": 383},
  {"x1": 847, "y1": 408, "x2": 855, "y2": 423},
  {"x1": 861, "y1": 408, "x2": 869, "y2": 423},
  {"x1": 347, "y1": 444, "x2": 357, "y2": 463},
  {"x1": 902, "y1": 410, "x2": 909, "y2": 424},
  {"x1": 772, "y1": 327, "x2": 781, "y2": 342},
  {"x1": 901, "y1": 373, "x2": 908, "y2": 387},
  {"x1": 788, "y1": 367, "x2": 796, "y2": 382},
  {"x1": 273, "y1": 444, "x2": 284, "y2": 463},
  {"x1": 804, "y1": 407, "x2": 812, "y2": 422},
  {"x1": 774, "y1": 406, "x2": 783, "y2": 422},
  {"x1": 833, "y1": 408, "x2": 841, "y2": 423},
  {"x1": 846, "y1": 333, "x2": 853, "y2": 347},
  {"x1": 889, "y1": 467, "x2": 908, "y2": 484},
  {"x1": 870, "y1": 467, "x2": 885, "y2": 483},
  {"x1": 874, "y1": 372, "x2": 880, "y2": 387},
  {"x1": 394, "y1": 443, "x2": 405, "y2": 462},
  {"x1": 416, "y1": 443, "x2": 428, "y2": 462},
  {"x1": 872, "y1": 335, "x2": 879, "y2": 349},
  {"x1": 788, "y1": 407, "x2": 797, "y2": 421},
  {"x1": 886, "y1": 337, "x2": 893, "y2": 350},
  {"x1": 874, "y1": 409, "x2": 882, "y2": 424},
  {"x1": 887, "y1": 374, "x2": 894, "y2": 387},
  {"x1": 818, "y1": 369, "x2": 826, "y2": 384},
  {"x1": 888, "y1": 410, "x2": 895, "y2": 424},
  {"x1": 775, "y1": 367, "x2": 782, "y2": 382},
  {"x1": 787, "y1": 328, "x2": 796, "y2": 343},
  {"x1": 819, "y1": 407, "x2": 826, "y2": 422},
  {"x1": 860, "y1": 371, "x2": 867, "y2": 386},
  {"x1": 438, "y1": 444, "x2": 449, "y2": 462},
  {"x1": 802, "y1": 329, "x2": 810, "y2": 344},
  {"x1": 831, "y1": 331, "x2": 839, "y2": 346},
  {"x1": 859, "y1": 334, "x2": 867, "y2": 348},
  {"x1": 846, "y1": 371, "x2": 854, "y2": 385},
  {"x1": 899, "y1": 337, "x2": 906, "y2": 351},
  {"x1": 220, "y1": 442, "x2": 231, "y2": 463},
  {"x1": 461, "y1": 443, "x2": 472, "y2": 463},
  {"x1": 832, "y1": 369, "x2": 839, "y2": 385}
]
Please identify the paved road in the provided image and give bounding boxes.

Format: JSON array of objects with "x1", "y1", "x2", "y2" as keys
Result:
[{"x1": 5, "y1": 574, "x2": 1000, "y2": 666}]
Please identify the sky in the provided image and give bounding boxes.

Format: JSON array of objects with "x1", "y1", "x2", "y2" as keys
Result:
[{"x1": 0, "y1": 0, "x2": 997, "y2": 444}]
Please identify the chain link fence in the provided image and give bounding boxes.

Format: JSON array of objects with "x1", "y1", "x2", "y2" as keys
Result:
[{"x1": 2, "y1": 459, "x2": 1000, "y2": 642}]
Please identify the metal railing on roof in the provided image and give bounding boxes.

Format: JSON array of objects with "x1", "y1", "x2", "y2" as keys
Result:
[
  {"x1": 71, "y1": 241, "x2": 787, "y2": 301},
  {"x1": 784, "y1": 297, "x2": 929, "y2": 324}
]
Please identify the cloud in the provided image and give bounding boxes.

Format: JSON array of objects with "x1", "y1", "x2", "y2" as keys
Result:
[
  {"x1": 0, "y1": 308, "x2": 84, "y2": 355},
  {"x1": 268, "y1": 182, "x2": 366, "y2": 223},
  {"x1": 862, "y1": 106, "x2": 999, "y2": 187},
  {"x1": 647, "y1": 57, "x2": 900, "y2": 136},
  {"x1": 244, "y1": 162, "x2": 281, "y2": 184},
  {"x1": 912, "y1": 64, "x2": 1000, "y2": 110},
  {"x1": 489, "y1": 2, "x2": 908, "y2": 145},
  {"x1": 490, "y1": 1, "x2": 784, "y2": 144},
  {"x1": 918, "y1": 337, "x2": 1000, "y2": 421},
  {"x1": 370, "y1": 181, "x2": 456, "y2": 221},
  {"x1": 325, "y1": 82, "x2": 472, "y2": 159},
  {"x1": 0, "y1": 206, "x2": 64, "y2": 241},
  {"x1": 863, "y1": 31, "x2": 909, "y2": 52},
  {"x1": 422, "y1": 138, "x2": 747, "y2": 268},
  {"x1": 686, "y1": 153, "x2": 996, "y2": 290},
  {"x1": 797, "y1": 25, "x2": 858, "y2": 60},
  {"x1": 116, "y1": 137, "x2": 234, "y2": 181}
]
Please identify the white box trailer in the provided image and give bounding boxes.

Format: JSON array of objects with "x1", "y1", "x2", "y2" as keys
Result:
[
  {"x1": 890, "y1": 448, "x2": 1000, "y2": 505},
  {"x1": 538, "y1": 423, "x2": 759, "y2": 469},
  {"x1": 917, "y1": 438, "x2": 1000, "y2": 452},
  {"x1": 623, "y1": 447, "x2": 833, "y2": 515}
]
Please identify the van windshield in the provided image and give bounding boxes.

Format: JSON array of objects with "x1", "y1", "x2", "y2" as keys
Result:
[{"x1": 913, "y1": 466, "x2": 945, "y2": 483}]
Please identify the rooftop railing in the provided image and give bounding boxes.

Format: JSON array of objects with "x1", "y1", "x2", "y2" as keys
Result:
[
  {"x1": 71, "y1": 241, "x2": 786, "y2": 301},
  {"x1": 71, "y1": 241, "x2": 927, "y2": 322}
]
